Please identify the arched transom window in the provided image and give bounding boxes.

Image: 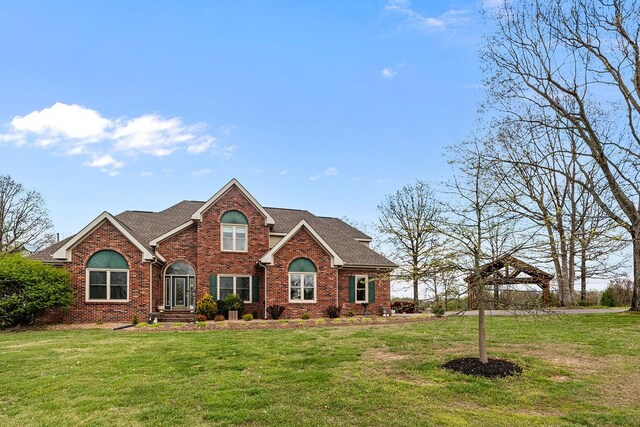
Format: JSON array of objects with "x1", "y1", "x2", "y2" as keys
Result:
[
  {"x1": 288, "y1": 258, "x2": 316, "y2": 302},
  {"x1": 86, "y1": 250, "x2": 129, "y2": 302},
  {"x1": 165, "y1": 261, "x2": 195, "y2": 276},
  {"x1": 221, "y1": 210, "x2": 248, "y2": 252}
]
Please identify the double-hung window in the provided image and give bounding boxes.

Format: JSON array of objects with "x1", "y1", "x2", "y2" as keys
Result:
[
  {"x1": 355, "y1": 275, "x2": 368, "y2": 303},
  {"x1": 86, "y1": 250, "x2": 129, "y2": 302},
  {"x1": 221, "y1": 210, "x2": 248, "y2": 252},
  {"x1": 288, "y1": 258, "x2": 317, "y2": 303},
  {"x1": 219, "y1": 276, "x2": 251, "y2": 302}
]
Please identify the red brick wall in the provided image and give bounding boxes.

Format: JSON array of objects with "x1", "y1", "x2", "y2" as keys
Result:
[
  {"x1": 267, "y1": 227, "x2": 338, "y2": 318},
  {"x1": 62, "y1": 220, "x2": 151, "y2": 323},
  {"x1": 155, "y1": 225, "x2": 197, "y2": 309},
  {"x1": 195, "y1": 185, "x2": 269, "y2": 317},
  {"x1": 338, "y1": 269, "x2": 392, "y2": 316}
]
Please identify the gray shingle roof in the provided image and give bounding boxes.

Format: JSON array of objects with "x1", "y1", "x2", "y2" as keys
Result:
[
  {"x1": 29, "y1": 236, "x2": 74, "y2": 263},
  {"x1": 265, "y1": 208, "x2": 393, "y2": 267},
  {"x1": 32, "y1": 200, "x2": 395, "y2": 268}
]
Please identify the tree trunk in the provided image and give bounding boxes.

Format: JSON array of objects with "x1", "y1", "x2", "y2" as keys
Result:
[
  {"x1": 413, "y1": 279, "x2": 419, "y2": 306},
  {"x1": 631, "y1": 232, "x2": 640, "y2": 311},
  {"x1": 433, "y1": 278, "x2": 439, "y2": 303},
  {"x1": 478, "y1": 290, "x2": 488, "y2": 364},
  {"x1": 580, "y1": 244, "x2": 587, "y2": 302}
]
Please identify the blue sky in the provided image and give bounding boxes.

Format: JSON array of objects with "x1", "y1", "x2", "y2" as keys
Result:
[{"x1": 0, "y1": 0, "x2": 491, "y2": 238}]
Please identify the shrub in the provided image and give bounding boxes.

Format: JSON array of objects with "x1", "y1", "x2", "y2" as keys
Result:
[
  {"x1": 242, "y1": 313, "x2": 253, "y2": 321},
  {"x1": 214, "y1": 314, "x2": 225, "y2": 322},
  {"x1": 0, "y1": 254, "x2": 73, "y2": 327},
  {"x1": 346, "y1": 310, "x2": 355, "y2": 317},
  {"x1": 601, "y1": 287, "x2": 616, "y2": 307},
  {"x1": 431, "y1": 305, "x2": 445, "y2": 317},
  {"x1": 195, "y1": 294, "x2": 217, "y2": 320},
  {"x1": 131, "y1": 315, "x2": 139, "y2": 325},
  {"x1": 391, "y1": 300, "x2": 416, "y2": 314},
  {"x1": 301, "y1": 312, "x2": 311, "y2": 320},
  {"x1": 217, "y1": 294, "x2": 244, "y2": 318},
  {"x1": 195, "y1": 313, "x2": 207, "y2": 322},
  {"x1": 326, "y1": 305, "x2": 340, "y2": 318},
  {"x1": 267, "y1": 304, "x2": 285, "y2": 320}
]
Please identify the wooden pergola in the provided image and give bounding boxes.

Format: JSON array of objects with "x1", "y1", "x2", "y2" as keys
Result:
[{"x1": 465, "y1": 255, "x2": 553, "y2": 308}]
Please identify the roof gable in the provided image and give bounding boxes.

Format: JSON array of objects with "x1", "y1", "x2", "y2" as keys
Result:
[
  {"x1": 260, "y1": 220, "x2": 344, "y2": 268},
  {"x1": 52, "y1": 211, "x2": 155, "y2": 262},
  {"x1": 191, "y1": 179, "x2": 274, "y2": 225}
]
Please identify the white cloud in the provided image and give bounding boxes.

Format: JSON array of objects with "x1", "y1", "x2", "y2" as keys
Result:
[
  {"x1": 186, "y1": 137, "x2": 214, "y2": 154},
  {"x1": 84, "y1": 154, "x2": 125, "y2": 175},
  {"x1": 310, "y1": 166, "x2": 338, "y2": 181},
  {"x1": 140, "y1": 171, "x2": 153, "y2": 177},
  {"x1": 11, "y1": 102, "x2": 110, "y2": 141},
  {"x1": 191, "y1": 168, "x2": 212, "y2": 177},
  {"x1": 381, "y1": 67, "x2": 398, "y2": 79},
  {"x1": 324, "y1": 167, "x2": 338, "y2": 176},
  {"x1": 0, "y1": 103, "x2": 228, "y2": 175},
  {"x1": 385, "y1": 0, "x2": 470, "y2": 32},
  {"x1": 278, "y1": 169, "x2": 287, "y2": 175}
]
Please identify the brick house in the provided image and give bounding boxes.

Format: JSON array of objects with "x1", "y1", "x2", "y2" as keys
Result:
[{"x1": 32, "y1": 179, "x2": 396, "y2": 322}]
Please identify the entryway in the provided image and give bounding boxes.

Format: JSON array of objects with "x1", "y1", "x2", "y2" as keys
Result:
[{"x1": 164, "y1": 261, "x2": 195, "y2": 310}]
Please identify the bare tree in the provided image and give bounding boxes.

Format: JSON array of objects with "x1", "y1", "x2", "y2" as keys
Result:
[
  {"x1": 0, "y1": 175, "x2": 55, "y2": 254},
  {"x1": 482, "y1": 0, "x2": 640, "y2": 310},
  {"x1": 444, "y1": 138, "x2": 528, "y2": 363},
  {"x1": 486, "y1": 117, "x2": 627, "y2": 305},
  {"x1": 377, "y1": 180, "x2": 443, "y2": 305}
]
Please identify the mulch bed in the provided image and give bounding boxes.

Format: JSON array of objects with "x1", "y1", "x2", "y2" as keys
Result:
[
  {"x1": 125, "y1": 315, "x2": 438, "y2": 332},
  {"x1": 2, "y1": 315, "x2": 439, "y2": 333},
  {"x1": 442, "y1": 357, "x2": 522, "y2": 378}
]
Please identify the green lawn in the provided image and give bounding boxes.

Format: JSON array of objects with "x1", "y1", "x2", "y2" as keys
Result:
[{"x1": 1, "y1": 314, "x2": 639, "y2": 426}]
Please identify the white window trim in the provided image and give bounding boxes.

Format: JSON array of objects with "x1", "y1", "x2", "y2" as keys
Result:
[
  {"x1": 217, "y1": 275, "x2": 252, "y2": 303},
  {"x1": 86, "y1": 268, "x2": 129, "y2": 302},
  {"x1": 288, "y1": 272, "x2": 317, "y2": 303},
  {"x1": 355, "y1": 275, "x2": 369, "y2": 303},
  {"x1": 220, "y1": 224, "x2": 248, "y2": 253}
]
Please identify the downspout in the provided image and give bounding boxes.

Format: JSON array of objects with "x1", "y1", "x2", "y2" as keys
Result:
[
  {"x1": 259, "y1": 262, "x2": 269, "y2": 319},
  {"x1": 149, "y1": 260, "x2": 154, "y2": 314},
  {"x1": 336, "y1": 265, "x2": 342, "y2": 307}
]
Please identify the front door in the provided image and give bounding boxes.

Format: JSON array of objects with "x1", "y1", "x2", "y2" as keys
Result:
[{"x1": 172, "y1": 277, "x2": 188, "y2": 309}]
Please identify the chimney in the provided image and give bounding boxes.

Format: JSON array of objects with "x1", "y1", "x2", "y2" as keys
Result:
[{"x1": 56, "y1": 233, "x2": 60, "y2": 243}]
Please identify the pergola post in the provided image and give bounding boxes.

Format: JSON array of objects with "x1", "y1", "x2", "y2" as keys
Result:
[{"x1": 542, "y1": 280, "x2": 551, "y2": 306}]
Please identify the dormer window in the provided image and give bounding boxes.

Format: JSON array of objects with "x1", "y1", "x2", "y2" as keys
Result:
[{"x1": 221, "y1": 210, "x2": 248, "y2": 252}]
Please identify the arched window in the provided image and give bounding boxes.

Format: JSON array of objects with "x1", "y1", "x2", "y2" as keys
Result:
[
  {"x1": 86, "y1": 250, "x2": 129, "y2": 301},
  {"x1": 288, "y1": 258, "x2": 316, "y2": 302},
  {"x1": 221, "y1": 210, "x2": 248, "y2": 252},
  {"x1": 165, "y1": 261, "x2": 195, "y2": 276}
]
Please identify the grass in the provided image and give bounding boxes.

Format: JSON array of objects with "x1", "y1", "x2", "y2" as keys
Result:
[{"x1": 1, "y1": 314, "x2": 639, "y2": 426}]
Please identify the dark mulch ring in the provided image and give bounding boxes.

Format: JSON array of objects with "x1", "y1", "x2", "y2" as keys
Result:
[{"x1": 442, "y1": 357, "x2": 523, "y2": 378}]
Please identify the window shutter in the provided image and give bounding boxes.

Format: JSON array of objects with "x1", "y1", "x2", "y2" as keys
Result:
[
  {"x1": 369, "y1": 280, "x2": 376, "y2": 303},
  {"x1": 252, "y1": 275, "x2": 259, "y2": 302},
  {"x1": 348, "y1": 276, "x2": 355, "y2": 302},
  {"x1": 209, "y1": 275, "x2": 217, "y2": 299}
]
